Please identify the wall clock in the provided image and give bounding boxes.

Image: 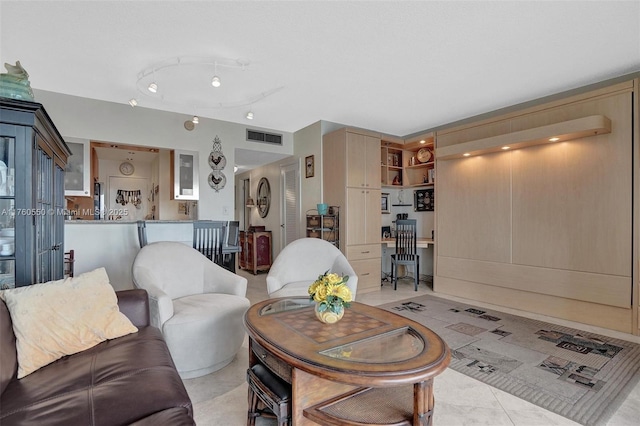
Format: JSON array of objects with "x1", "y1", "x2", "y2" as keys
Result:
[
  {"x1": 119, "y1": 161, "x2": 134, "y2": 176},
  {"x1": 256, "y1": 177, "x2": 271, "y2": 218}
]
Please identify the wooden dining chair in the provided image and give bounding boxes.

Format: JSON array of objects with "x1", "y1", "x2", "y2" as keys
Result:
[
  {"x1": 390, "y1": 219, "x2": 420, "y2": 291},
  {"x1": 192, "y1": 220, "x2": 226, "y2": 265}
]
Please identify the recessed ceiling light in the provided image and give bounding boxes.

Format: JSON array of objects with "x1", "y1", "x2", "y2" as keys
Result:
[
  {"x1": 128, "y1": 98, "x2": 138, "y2": 107},
  {"x1": 501, "y1": 146, "x2": 510, "y2": 150},
  {"x1": 419, "y1": 140, "x2": 426, "y2": 144},
  {"x1": 211, "y1": 75, "x2": 221, "y2": 87},
  {"x1": 148, "y1": 82, "x2": 158, "y2": 93},
  {"x1": 463, "y1": 153, "x2": 471, "y2": 157},
  {"x1": 549, "y1": 137, "x2": 560, "y2": 142},
  {"x1": 246, "y1": 111, "x2": 254, "y2": 120}
]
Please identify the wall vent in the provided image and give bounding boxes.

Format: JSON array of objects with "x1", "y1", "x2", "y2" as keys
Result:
[{"x1": 246, "y1": 129, "x2": 283, "y2": 146}]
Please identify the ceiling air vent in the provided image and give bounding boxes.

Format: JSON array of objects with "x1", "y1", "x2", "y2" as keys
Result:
[{"x1": 246, "y1": 129, "x2": 283, "y2": 146}]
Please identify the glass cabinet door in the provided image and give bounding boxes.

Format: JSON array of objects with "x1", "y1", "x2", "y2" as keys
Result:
[
  {"x1": 0, "y1": 136, "x2": 16, "y2": 289},
  {"x1": 171, "y1": 149, "x2": 199, "y2": 200}
]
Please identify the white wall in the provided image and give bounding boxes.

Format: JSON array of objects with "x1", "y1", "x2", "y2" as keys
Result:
[
  {"x1": 35, "y1": 89, "x2": 294, "y2": 220},
  {"x1": 37, "y1": 89, "x2": 294, "y2": 283}
]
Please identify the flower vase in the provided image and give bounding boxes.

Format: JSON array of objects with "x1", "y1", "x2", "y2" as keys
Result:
[{"x1": 315, "y1": 303, "x2": 344, "y2": 324}]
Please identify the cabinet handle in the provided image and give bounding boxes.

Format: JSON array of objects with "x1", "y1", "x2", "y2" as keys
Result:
[
  {"x1": 361, "y1": 250, "x2": 370, "y2": 254},
  {"x1": 362, "y1": 272, "x2": 370, "y2": 276}
]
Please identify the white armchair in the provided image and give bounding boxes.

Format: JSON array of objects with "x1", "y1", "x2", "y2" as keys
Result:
[
  {"x1": 132, "y1": 241, "x2": 250, "y2": 379},
  {"x1": 266, "y1": 238, "x2": 358, "y2": 299}
]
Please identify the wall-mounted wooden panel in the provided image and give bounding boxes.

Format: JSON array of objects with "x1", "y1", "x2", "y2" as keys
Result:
[
  {"x1": 434, "y1": 80, "x2": 635, "y2": 334},
  {"x1": 437, "y1": 152, "x2": 511, "y2": 263},
  {"x1": 438, "y1": 256, "x2": 630, "y2": 309},
  {"x1": 434, "y1": 276, "x2": 632, "y2": 334},
  {"x1": 511, "y1": 93, "x2": 632, "y2": 276}
]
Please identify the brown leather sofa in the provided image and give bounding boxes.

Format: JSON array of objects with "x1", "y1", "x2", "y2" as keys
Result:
[{"x1": 0, "y1": 289, "x2": 194, "y2": 425}]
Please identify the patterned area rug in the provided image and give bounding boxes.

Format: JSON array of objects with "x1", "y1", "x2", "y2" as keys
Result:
[{"x1": 380, "y1": 295, "x2": 640, "y2": 426}]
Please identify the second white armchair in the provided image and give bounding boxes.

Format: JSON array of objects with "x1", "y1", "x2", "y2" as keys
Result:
[{"x1": 266, "y1": 238, "x2": 358, "y2": 299}]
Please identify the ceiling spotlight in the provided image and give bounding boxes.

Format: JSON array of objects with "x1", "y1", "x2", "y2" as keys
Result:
[
  {"x1": 128, "y1": 98, "x2": 138, "y2": 107},
  {"x1": 501, "y1": 146, "x2": 510, "y2": 150},
  {"x1": 147, "y1": 82, "x2": 158, "y2": 93},
  {"x1": 192, "y1": 116, "x2": 199, "y2": 124},
  {"x1": 549, "y1": 137, "x2": 560, "y2": 142},
  {"x1": 246, "y1": 111, "x2": 254, "y2": 120},
  {"x1": 211, "y1": 75, "x2": 221, "y2": 87}
]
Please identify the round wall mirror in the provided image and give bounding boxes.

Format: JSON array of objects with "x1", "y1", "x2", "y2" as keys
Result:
[{"x1": 256, "y1": 177, "x2": 271, "y2": 218}]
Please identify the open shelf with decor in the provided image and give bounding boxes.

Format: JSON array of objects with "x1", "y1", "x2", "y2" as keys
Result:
[
  {"x1": 306, "y1": 207, "x2": 339, "y2": 246},
  {"x1": 402, "y1": 132, "x2": 435, "y2": 187},
  {"x1": 380, "y1": 143, "x2": 404, "y2": 187}
]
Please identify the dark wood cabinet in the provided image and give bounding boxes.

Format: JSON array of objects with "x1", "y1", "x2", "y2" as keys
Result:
[
  {"x1": 0, "y1": 99, "x2": 70, "y2": 288},
  {"x1": 239, "y1": 228, "x2": 272, "y2": 275}
]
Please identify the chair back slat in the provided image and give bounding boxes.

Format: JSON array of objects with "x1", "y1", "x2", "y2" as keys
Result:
[
  {"x1": 193, "y1": 221, "x2": 226, "y2": 264},
  {"x1": 137, "y1": 220, "x2": 148, "y2": 248}
]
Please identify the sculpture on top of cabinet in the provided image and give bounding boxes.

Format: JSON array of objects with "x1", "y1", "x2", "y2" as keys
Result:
[{"x1": 0, "y1": 61, "x2": 34, "y2": 101}]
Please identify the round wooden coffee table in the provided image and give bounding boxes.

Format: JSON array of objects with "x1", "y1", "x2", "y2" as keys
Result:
[{"x1": 244, "y1": 298, "x2": 450, "y2": 425}]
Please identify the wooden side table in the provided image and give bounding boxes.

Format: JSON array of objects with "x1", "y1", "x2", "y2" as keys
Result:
[{"x1": 239, "y1": 229, "x2": 272, "y2": 274}]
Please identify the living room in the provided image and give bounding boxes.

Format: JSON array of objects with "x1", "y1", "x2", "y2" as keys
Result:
[{"x1": 1, "y1": 1, "x2": 640, "y2": 425}]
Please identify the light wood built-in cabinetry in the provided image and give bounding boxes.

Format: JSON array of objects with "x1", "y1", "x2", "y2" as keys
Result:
[
  {"x1": 381, "y1": 133, "x2": 435, "y2": 188},
  {"x1": 434, "y1": 79, "x2": 636, "y2": 334},
  {"x1": 323, "y1": 128, "x2": 381, "y2": 294}
]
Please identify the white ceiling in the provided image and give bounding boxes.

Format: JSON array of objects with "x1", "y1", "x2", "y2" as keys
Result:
[{"x1": 1, "y1": 1, "x2": 639, "y2": 168}]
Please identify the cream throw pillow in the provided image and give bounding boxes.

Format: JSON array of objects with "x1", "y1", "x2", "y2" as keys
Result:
[{"x1": 0, "y1": 267, "x2": 138, "y2": 378}]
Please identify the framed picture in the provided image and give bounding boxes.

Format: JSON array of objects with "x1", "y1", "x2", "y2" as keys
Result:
[
  {"x1": 414, "y1": 188, "x2": 434, "y2": 212},
  {"x1": 305, "y1": 155, "x2": 314, "y2": 178},
  {"x1": 381, "y1": 192, "x2": 390, "y2": 214}
]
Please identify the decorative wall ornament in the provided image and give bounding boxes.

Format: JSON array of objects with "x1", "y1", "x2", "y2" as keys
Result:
[{"x1": 208, "y1": 135, "x2": 226, "y2": 192}]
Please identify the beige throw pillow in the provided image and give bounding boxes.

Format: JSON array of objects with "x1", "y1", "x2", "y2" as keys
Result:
[{"x1": 0, "y1": 267, "x2": 138, "y2": 378}]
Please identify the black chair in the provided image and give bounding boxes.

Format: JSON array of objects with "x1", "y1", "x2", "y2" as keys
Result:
[
  {"x1": 221, "y1": 220, "x2": 240, "y2": 272},
  {"x1": 137, "y1": 221, "x2": 148, "y2": 248},
  {"x1": 192, "y1": 220, "x2": 226, "y2": 265},
  {"x1": 390, "y1": 219, "x2": 420, "y2": 291}
]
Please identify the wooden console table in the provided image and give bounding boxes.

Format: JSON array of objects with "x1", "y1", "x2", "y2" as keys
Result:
[{"x1": 244, "y1": 298, "x2": 451, "y2": 425}]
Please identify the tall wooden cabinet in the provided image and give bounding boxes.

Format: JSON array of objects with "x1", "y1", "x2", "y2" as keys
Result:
[
  {"x1": 323, "y1": 128, "x2": 381, "y2": 294},
  {"x1": 0, "y1": 99, "x2": 70, "y2": 288}
]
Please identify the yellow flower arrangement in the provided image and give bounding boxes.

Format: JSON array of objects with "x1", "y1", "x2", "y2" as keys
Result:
[{"x1": 308, "y1": 270, "x2": 352, "y2": 315}]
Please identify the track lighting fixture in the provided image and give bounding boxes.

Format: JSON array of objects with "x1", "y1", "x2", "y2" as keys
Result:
[
  {"x1": 246, "y1": 111, "x2": 254, "y2": 120},
  {"x1": 128, "y1": 98, "x2": 138, "y2": 107},
  {"x1": 192, "y1": 116, "x2": 199, "y2": 124},
  {"x1": 147, "y1": 82, "x2": 158, "y2": 93},
  {"x1": 211, "y1": 75, "x2": 221, "y2": 87}
]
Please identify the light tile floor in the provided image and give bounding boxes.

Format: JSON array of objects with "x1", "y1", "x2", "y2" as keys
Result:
[{"x1": 183, "y1": 270, "x2": 640, "y2": 426}]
